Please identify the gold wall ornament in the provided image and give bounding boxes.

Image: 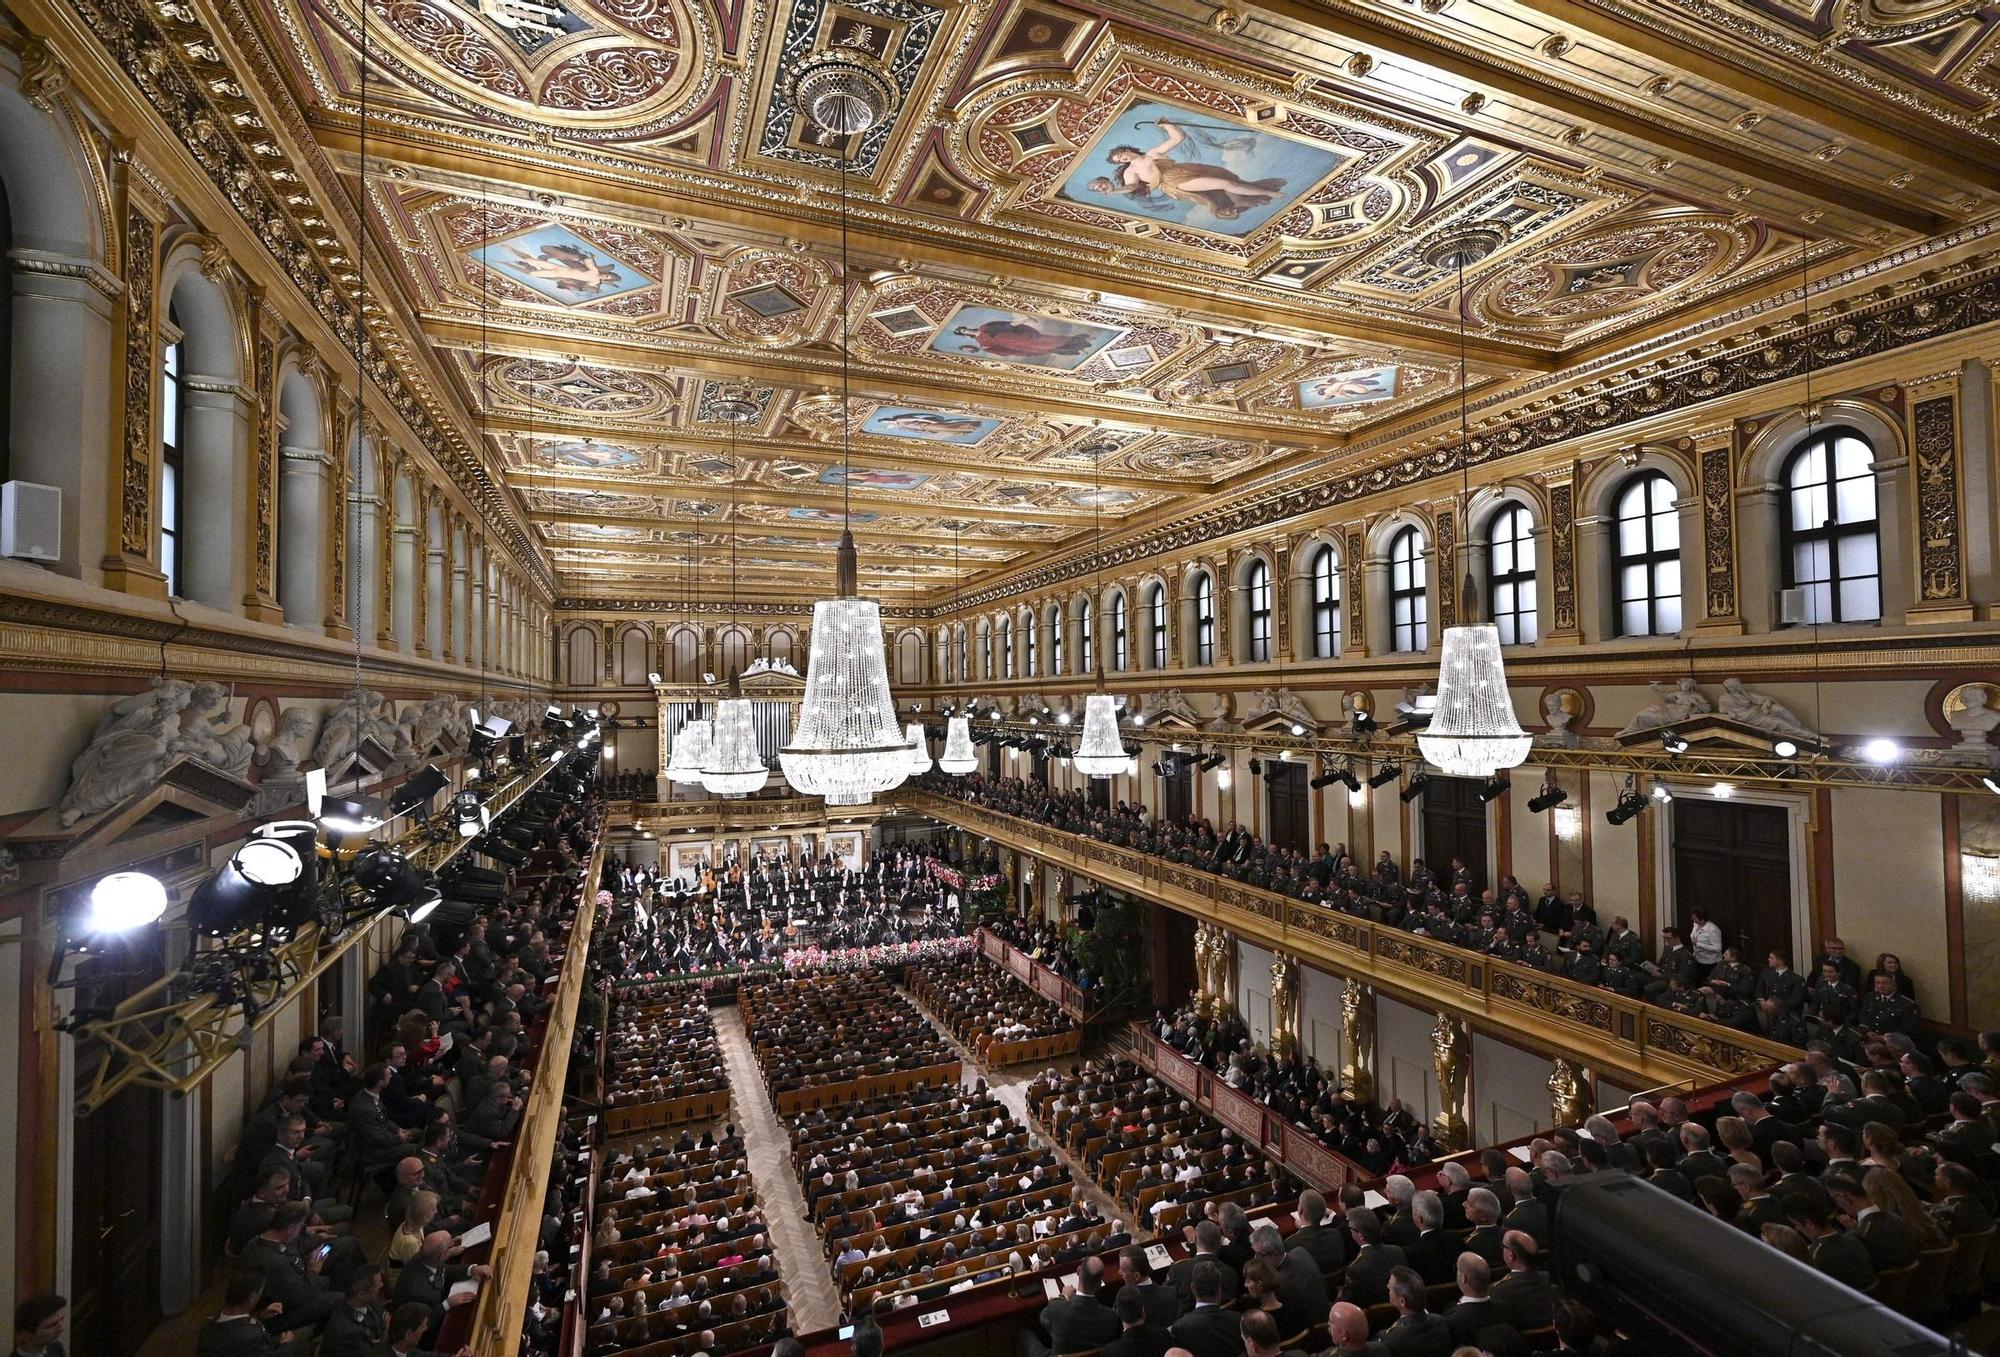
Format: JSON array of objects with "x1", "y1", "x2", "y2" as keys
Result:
[
  {"x1": 1546, "y1": 480, "x2": 1578, "y2": 635},
  {"x1": 20, "y1": 37, "x2": 71, "y2": 109},
  {"x1": 1910, "y1": 387, "x2": 1967, "y2": 608},
  {"x1": 107, "y1": 201, "x2": 166, "y2": 595},
  {"x1": 1548, "y1": 1057, "x2": 1592, "y2": 1128},
  {"x1": 1431, "y1": 1011, "x2": 1471, "y2": 1152},
  {"x1": 1269, "y1": 951, "x2": 1300, "y2": 1060},
  {"x1": 1697, "y1": 430, "x2": 1739, "y2": 624},
  {"x1": 1339, "y1": 980, "x2": 1375, "y2": 1103}
]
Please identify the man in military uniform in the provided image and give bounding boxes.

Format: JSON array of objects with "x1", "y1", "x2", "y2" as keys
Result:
[
  {"x1": 1701, "y1": 948, "x2": 1755, "y2": 1006},
  {"x1": 1643, "y1": 927, "x2": 1697, "y2": 1001},
  {"x1": 1599, "y1": 953, "x2": 1643, "y2": 999},
  {"x1": 1857, "y1": 973, "x2": 1921, "y2": 1040},
  {"x1": 1814, "y1": 937, "x2": 1863, "y2": 992},
  {"x1": 1754, "y1": 952, "x2": 1807, "y2": 1031},
  {"x1": 1564, "y1": 939, "x2": 1603, "y2": 987},
  {"x1": 1805, "y1": 961, "x2": 1857, "y2": 1018},
  {"x1": 1759, "y1": 997, "x2": 1809, "y2": 1047}
]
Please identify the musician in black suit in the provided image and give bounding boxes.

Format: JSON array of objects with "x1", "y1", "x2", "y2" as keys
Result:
[
  {"x1": 195, "y1": 1272, "x2": 286, "y2": 1357},
  {"x1": 1167, "y1": 1221, "x2": 1239, "y2": 1312},
  {"x1": 1032, "y1": 1255, "x2": 1122, "y2": 1357}
]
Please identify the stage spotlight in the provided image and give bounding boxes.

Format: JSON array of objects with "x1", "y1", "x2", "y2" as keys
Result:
[
  {"x1": 647, "y1": 671, "x2": 662, "y2": 684},
  {"x1": 1400, "y1": 772, "x2": 1430, "y2": 803},
  {"x1": 1248, "y1": 758, "x2": 1264, "y2": 776},
  {"x1": 1606, "y1": 789, "x2": 1648, "y2": 826},
  {"x1": 1336, "y1": 765, "x2": 1362, "y2": 793},
  {"x1": 1351, "y1": 710, "x2": 1376, "y2": 735},
  {"x1": 468, "y1": 713, "x2": 513, "y2": 758},
  {"x1": 84, "y1": 871, "x2": 169, "y2": 936},
  {"x1": 1367, "y1": 762, "x2": 1402, "y2": 789},
  {"x1": 387, "y1": 764, "x2": 448, "y2": 818},
  {"x1": 453, "y1": 790, "x2": 491, "y2": 839},
  {"x1": 1477, "y1": 775, "x2": 1510, "y2": 804},
  {"x1": 1651, "y1": 777, "x2": 1674, "y2": 802},
  {"x1": 189, "y1": 834, "x2": 308, "y2": 938},
  {"x1": 1199, "y1": 753, "x2": 1225, "y2": 772},
  {"x1": 317, "y1": 793, "x2": 387, "y2": 841},
  {"x1": 1527, "y1": 785, "x2": 1569, "y2": 814},
  {"x1": 1984, "y1": 773, "x2": 2000, "y2": 797},
  {"x1": 350, "y1": 845, "x2": 433, "y2": 912},
  {"x1": 1862, "y1": 737, "x2": 1902, "y2": 764},
  {"x1": 250, "y1": 820, "x2": 323, "y2": 939},
  {"x1": 542, "y1": 704, "x2": 564, "y2": 730},
  {"x1": 1310, "y1": 771, "x2": 1338, "y2": 790},
  {"x1": 1660, "y1": 731, "x2": 1690, "y2": 755}
]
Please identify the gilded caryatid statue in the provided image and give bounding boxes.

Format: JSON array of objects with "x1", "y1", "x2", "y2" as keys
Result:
[
  {"x1": 1431, "y1": 1012, "x2": 1471, "y2": 1152},
  {"x1": 1269, "y1": 953, "x2": 1300, "y2": 1061},
  {"x1": 1549, "y1": 1058, "x2": 1592, "y2": 1129},
  {"x1": 1339, "y1": 981, "x2": 1375, "y2": 1104},
  {"x1": 1192, "y1": 922, "x2": 1215, "y2": 1012},
  {"x1": 1190, "y1": 921, "x2": 1236, "y2": 1019}
]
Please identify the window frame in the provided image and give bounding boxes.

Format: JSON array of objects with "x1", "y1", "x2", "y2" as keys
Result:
[
  {"x1": 1078, "y1": 597, "x2": 1094, "y2": 674},
  {"x1": 1779, "y1": 427, "x2": 1881, "y2": 625},
  {"x1": 1192, "y1": 571, "x2": 1216, "y2": 666},
  {"x1": 1246, "y1": 558, "x2": 1272, "y2": 662},
  {"x1": 1612, "y1": 471, "x2": 1683, "y2": 638},
  {"x1": 1388, "y1": 527, "x2": 1427, "y2": 653},
  {"x1": 1023, "y1": 612, "x2": 1039, "y2": 676},
  {"x1": 1110, "y1": 592, "x2": 1128, "y2": 670},
  {"x1": 1309, "y1": 545, "x2": 1341, "y2": 659},
  {"x1": 161, "y1": 314, "x2": 187, "y2": 598},
  {"x1": 1487, "y1": 503, "x2": 1539, "y2": 646},
  {"x1": 1147, "y1": 583, "x2": 1167, "y2": 669}
]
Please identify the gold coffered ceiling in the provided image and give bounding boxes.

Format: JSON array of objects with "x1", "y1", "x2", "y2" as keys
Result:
[{"x1": 216, "y1": 0, "x2": 2000, "y2": 601}]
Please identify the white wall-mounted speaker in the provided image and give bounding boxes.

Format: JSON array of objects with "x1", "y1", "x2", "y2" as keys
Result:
[
  {"x1": 1777, "y1": 587, "x2": 1808, "y2": 626},
  {"x1": 0, "y1": 481, "x2": 61, "y2": 562}
]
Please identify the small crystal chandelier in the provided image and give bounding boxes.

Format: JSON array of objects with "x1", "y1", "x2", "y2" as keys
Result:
[
  {"x1": 938, "y1": 520, "x2": 978, "y2": 774},
  {"x1": 700, "y1": 390, "x2": 770, "y2": 796},
  {"x1": 1069, "y1": 447, "x2": 1129, "y2": 779},
  {"x1": 1416, "y1": 225, "x2": 1531, "y2": 781},
  {"x1": 666, "y1": 715, "x2": 712, "y2": 784},
  {"x1": 777, "y1": 109, "x2": 911, "y2": 806},
  {"x1": 905, "y1": 721, "x2": 933, "y2": 774}
]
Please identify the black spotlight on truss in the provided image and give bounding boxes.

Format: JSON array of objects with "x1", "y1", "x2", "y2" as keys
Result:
[
  {"x1": 1198, "y1": 752, "x2": 1224, "y2": 772},
  {"x1": 1477, "y1": 775, "x2": 1510, "y2": 804},
  {"x1": 387, "y1": 764, "x2": 448, "y2": 820},
  {"x1": 1248, "y1": 758, "x2": 1264, "y2": 777},
  {"x1": 1400, "y1": 771, "x2": 1430, "y2": 804},
  {"x1": 350, "y1": 845, "x2": 440, "y2": 921},
  {"x1": 467, "y1": 711, "x2": 513, "y2": 758},
  {"x1": 1263, "y1": 758, "x2": 1288, "y2": 782},
  {"x1": 189, "y1": 825, "x2": 319, "y2": 940},
  {"x1": 453, "y1": 789, "x2": 491, "y2": 840},
  {"x1": 1151, "y1": 759, "x2": 1170, "y2": 777},
  {"x1": 1310, "y1": 770, "x2": 1338, "y2": 790},
  {"x1": 1367, "y1": 761, "x2": 1403, "y2": 789},
  {"x1": 1660, "y1": 731, "x2": 1690, "y2": 755},
  {"x1": 1526, "y1": 784, "x2": 1569, "y2": 814},
  {"x1": 1605, "y1": 778, "x2": 1648, "y2": 827},
  {"x1": 1983, "y1": 772, "x2": 2000, "y2": 796},
  {"x1": 1351, "y1": 709, "x2": 1376, "y2": 735}
]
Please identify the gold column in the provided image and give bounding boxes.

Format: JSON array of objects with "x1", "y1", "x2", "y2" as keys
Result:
[
  {"x1": 1907, "y1": 370, "x2": 1975, "y2": 623},
  {"x1": 1541, "y1": 473, "x2": 1580, "y2": 645},
  {"x1": 1433, "y1": 499, "x2": 1458, "y2": 631},
  {"x1": 1273, "y1": 541, "x2": 1293, "y2": 663},
  {"x1": 1339, "y1": 981, "x2": 1375, "y2": 1103},
  {"x1": 413, "y1": 482, "x2": 433, "y2": 658},
  {"x1": 324, "y1": 385, "x2": 352, "y2": 640},
  {"x1": 1431, "y1": 1012, "x2": 1471, "y2": 1152},
  {"x1": 102, "y1": 166, "x2": 169, "y2": 600},
  {"x1": 1694, "y1": 425, "x2": 1744, "y2": 634},
  {"x1": 1342, "y1": 529, "x2": 1367, "y2": 658},
  {"x1": 1548, "y1": 1057, "x2": 1593, "y2": 1129},
  {"x1": 1269, "y1": 951, "x2": 1299, "y2": 1060},
  {"x1": 241, "y1": 286, "x2": 285, "y2": 623},
  {"x1": 375, "y1": 439, "x2": 397, "y2": 649}
]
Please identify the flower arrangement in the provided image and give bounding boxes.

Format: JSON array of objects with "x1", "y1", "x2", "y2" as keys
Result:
[{"x1": 780, "y1": 935, "x2": 975, "y2": 973}]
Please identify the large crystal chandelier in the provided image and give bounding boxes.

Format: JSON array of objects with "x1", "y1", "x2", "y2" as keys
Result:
[
  {"x1": 1416, "y1": 225, "x2": 1530, "y2": 781},
  {"x1": 1069, "y1": 447, "x2": 1130, "y2": 779},
  {"x1": 700, "y1": 391, "x2": 770, "y2": 796},
  {"x1": 666, "y1": 715, "x2": 712, "y2": 784},
  {"x1": 777, "y1": 98, "x2": 909, "y2": 806},
  {"x1": 938, "y1": 519, "x2": 978, "y2": 775}
]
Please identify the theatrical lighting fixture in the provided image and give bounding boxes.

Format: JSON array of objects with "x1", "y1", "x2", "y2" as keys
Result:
[
  {"x1": 83, "y1": 871, "x2": 169, "y2": 936},
  {"x1": 1310, "y1": 770, "x2": 1337, "y2": 789},
  {"x1": 1367, "y1": 762, "x2": 1403, "y2": 789},
  {"x1": 453, "y1": 790, "x2": 491, "y2": 839},
  {"x1": 1351, "y1": 709, "x2": 1376, "y2": 735},
  {"x1": 1248, "y1": 758, "x2": 1264, "y2": 776},
  {"x1": 388, "y1": 764, "x2": 448, "y2": 818},
  {"x1": 1862, "y1": 737, "x2": 1901, "y2": 764},
  {"x1": 189, "y1": 832, "x2": 311, "y2": 939},
  {"x1": 1057, "y1": 711, "x2": 1072, "y2": 726},
  {"x1": 1151, "y1": 759, "x2": 1170, "y2": 777},
  {"x1": 1526, "y1": 785, "x2": 1569, "y2": 814},
  {"x1": 1400, "y1": 771, "x2": 1430, "y2": 804},
  {"x1": 1606, "y1": 780, "x2": 1648, "y2": 826},
  {"x1": 1477, "y1": 775, "x2": 1510, "y2": 804},
  {"x1": 542, "y1": 704, "x2": 565, "y2": 730},
  {"x1": 1660, "y1": 731, "x2": 1690, "y2": 755},
  {"x1": 1388, "y1": 713, "x2": 1430, "y2": 737},
  {"x1": 1772, "y1": 738, "x2": 1799, "y2": 759},
  {"x1": 1983, "y1": 773, "x2": 2000, "y2": 797},
  {"x1": 1263, "y1": 759, "x2": 1287, "y2": 781},
  {"x1": 1651, "y1": 777, "x2": 1674, "y2": 802},
  {"x1": 350, "y1": 845, "x2": 434, "y2": 913},
  {"x1": 317, "y1": 793, "x2": 387, "y2": 840}
]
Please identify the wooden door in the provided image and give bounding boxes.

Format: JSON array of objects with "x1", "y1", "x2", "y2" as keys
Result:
[
  {"x1": 1153, "y1": 906, "x2": 1198, "y2": 1009},
  {"x1": 1266, "y1": 761, "x2": 1310, "y2": 855},
  {"x1": 1673, "y1": 800, "x2": 1792, "y2": 963},
  {"x1": 1163, "y1": 765, "x2": 1193, "y2": 826},
  {"x1": 1087, "y1": 777, "x2": 1111, "y2": 812},
  {"x1": 1031, "y1": 750, "x2": 1050, "y2": 787},
  {"x1": 1420, "y1": 775, "x2": 1489, "y2": 893}
]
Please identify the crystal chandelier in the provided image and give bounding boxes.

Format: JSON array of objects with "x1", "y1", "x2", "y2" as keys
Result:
[
  {"x1": 777, "y1": 109, "x2": 909, "y2": 807},
  {"x1": 699, "y1": 388, "x2": 770, "y2": 796},
  {"x1": 1416, "y1": 224, "x2": 1530, "y2": 781},
  {"x1": 905, "y1": 721, "x2": 933, "y2": 774},
  {"x1": 703, "y1": 699, "x2": 769, "y2": 795},
  {"x1": 938, "y1": 519, "x2": 977, "y2": 775},
  {"x1": 1071, "y1": 694, "x2": 1131, "y2": 778},
  {"x1": 665, "y1": 716, "x2": 712, "y2": 785}
]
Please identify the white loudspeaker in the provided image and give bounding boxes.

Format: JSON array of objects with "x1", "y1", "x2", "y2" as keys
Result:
[
  {"x1": 0, "y1": 481, "x2": 60, "y2": 562},
  {"x1": 1777, "y1": 587, "x2": 1808, "y2": 625}
]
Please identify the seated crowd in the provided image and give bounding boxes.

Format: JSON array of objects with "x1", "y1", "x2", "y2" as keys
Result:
[
  {"x1": 1156, "y1": 1004, "x2": 1441, "y2": 1175},
  {"x1": 195, "y1": 790, "x2": 607, "y2": 1356},
  {"x1": 986, "y1": 914, "x2": 1087, "y2": 987},
  {"x1": 741, "y1": 972, "x2": 957, "y2": 1097},
  {"x1": 922, "y1": 773, "x2": 1927, "y2": 1051},
  {"x1": 604, "y1": 985, "x2": 728, "y2": 1112},
  {"x1": 909, "y1": 952, "x2": 1077, "y2": 1052},
  {"x1": 789, "y1": 1081, "x2": 1122, "y2": 1314},
  {"x1": 585, "y1": 1127, "x2": 792, "y2": 1357},
  {"x1": 616, "y1": 848, "x2": 964, "y2": 976}
]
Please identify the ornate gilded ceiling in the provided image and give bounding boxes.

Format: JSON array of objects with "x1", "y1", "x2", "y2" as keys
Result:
[{"x1": 211, "y1": 0, "x2": 2000, "y2": 600}]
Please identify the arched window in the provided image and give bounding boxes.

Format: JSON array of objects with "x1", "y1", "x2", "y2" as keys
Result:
[
  {"x1": 1192, "y1": 572, "x2": 1216, "y2": 666},
  {"x1": 1078, "y1": 598, "x2": 1094, "y2": 673},
  {"x1": 1783, "y1": 428, "x2": 1880, "y2": 624},
  {"x1": 936, "y1": 630, "x2": 949, "y2": 684},
  {"x1": 1246, "y1": 559, "x2": 1272, "y2": 662},
  {"x1": 999, "y1": 616, "x2": 1013, "y2": 678},
  {"x1": 1614, "y1": 472, "x2": 1681, "y2": 636},
  {"x1": 1309, "y1": 545, "x2": 1341, "y2": 659},
  {"x1": 1023, "y1": 613, "x2": 1039, "y2": 676},
  {"x1": 957, "y1": 627, "x2": 969, "y2": 682},
  {"x1": 1111, "y1": 592, "x2": 1128, "y2": 670},
  {"x1": 979, "y1": 623, "x2": 993, "y2": 679},
  {"x1": 1048, "y1": 607, "x2": 1064, "y2": 676},
  {"x1": 1147, "y1": 583, "x2": 1167, "y2": 669},
  {"x1": 0, "y1": 182, "x2": 11, "y2": 483},
  {"x1": 1488, "y1": 504, "x2": 1538, "y2": 645},
  {"x1": 161, "y1": 307, "x2": 187, "y2": 596},
  {"x1": 565, "y1": 628, "x2": 599, "y2": 685},
  {"x1": 1389, "y1": 527, "x2": 1427, "y2": 652}
]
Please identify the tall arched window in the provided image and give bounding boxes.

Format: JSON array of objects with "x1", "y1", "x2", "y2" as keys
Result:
[
  {"x1": 1147, "y1": 583, "x2": 1167, "y2": 669},
  {"x1": 160, "y1": 307, "x2": 187, "y2": 597},
  {"x1": 1110, "y1": 592, "x2": 1128, "y2": 670},
  {"x1": 1193, "y1": 572, "x2": 1216, "y2": 666},
  {"x1": 1309, "y1": 545, "x2": 1341, "y2": 659},
  {"x1": 1488, "y1": 504, "x2": 1538, "y2": 645},
  {"x1": 1246, "y1": 559, "x2": 1272, "y2": 662},
  {"x1": 1783, "y1": 428, "x2": 1880, "y2": 624},
  {"x1": 1078, "y1": 598, "x2": 1094, "y2": 673},
  {"x1": 1023, "y1": 613, "x2": 1039, "y2": 676},
  {"x1": 999, "y1": 616, "x2": 1014, "y2": 678},
  {"x1": 1048, "y1": 607, "x2": 1064, "y2": 676},
  {"x1": 957, "y1": 627, "x2": 969, "y2": 682},
  {"x1": 979, "y1": 623, "x2": 993, "y2": 679},
  {"x1": 1614, "y1": 472, "x2": 1681, "y2": 636},
  {"x1": 936, "y1": 630, "x2": 950, "y2": 685},
  {"x1": 1389, "y1": 527, "x2": 1427, "y2": 652}
]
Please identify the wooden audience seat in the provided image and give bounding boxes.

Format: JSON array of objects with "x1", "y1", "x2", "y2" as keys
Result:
[
  {"x1": 1902, "y1": 1241, "x2": 1955, "y2": 1322},
  {"x1": 1946, "y1": 1226, "x2": 1992, "y2": 1311},
  {"x1": 1871, "y1": 1259, "x2": 1918, "y2": 1312}
]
